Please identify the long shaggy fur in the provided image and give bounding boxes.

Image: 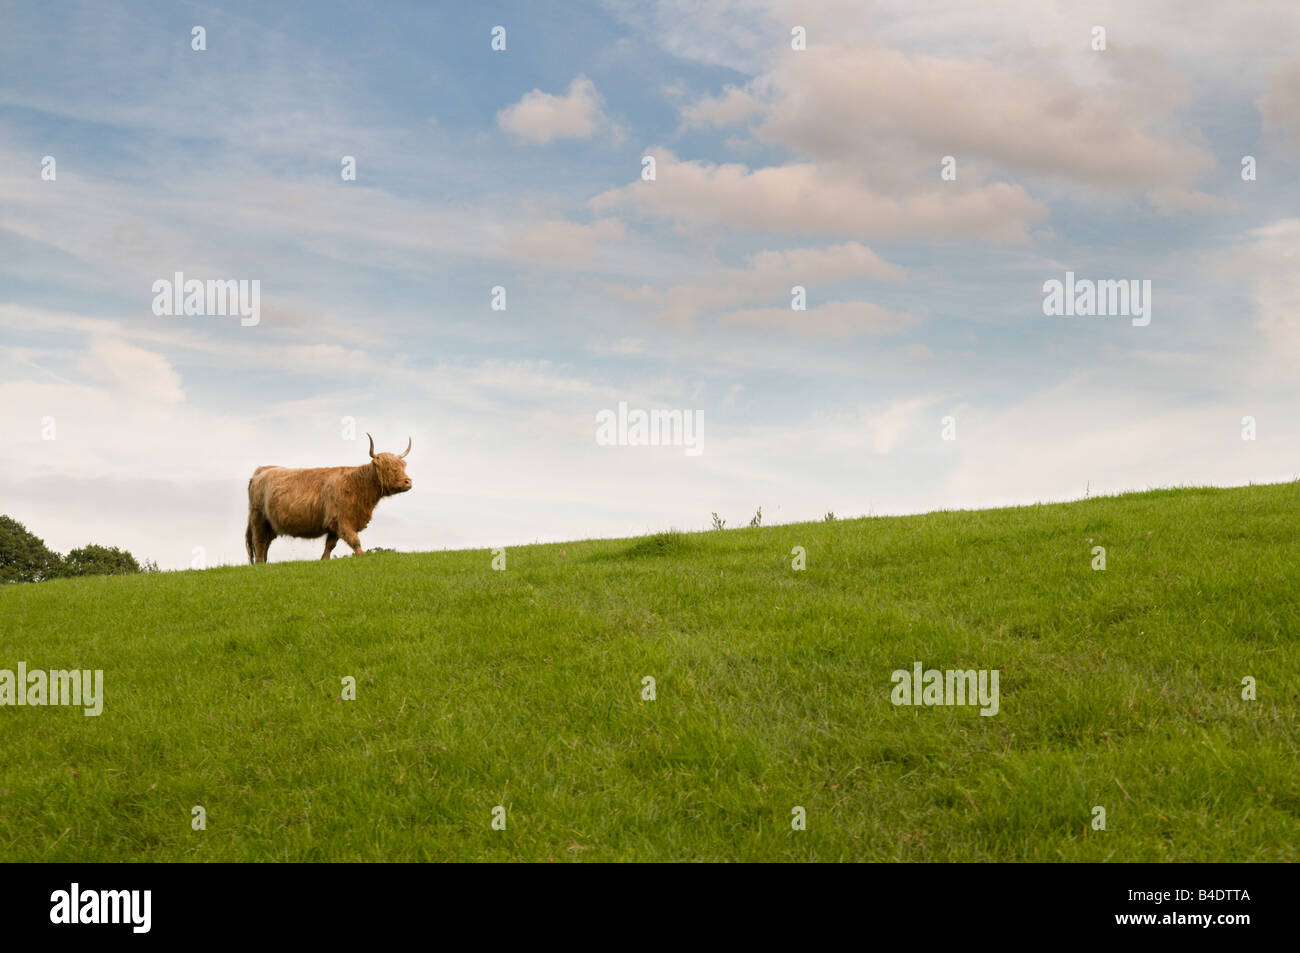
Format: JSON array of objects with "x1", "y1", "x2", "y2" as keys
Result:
[{"x1": 246, "y1": 437, "x2": 412, "y2": 563}]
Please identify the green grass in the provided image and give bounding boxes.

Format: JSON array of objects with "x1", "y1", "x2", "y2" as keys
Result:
[{"x1": 2, "y1": 483, "x2": 1299, "y2": 861}]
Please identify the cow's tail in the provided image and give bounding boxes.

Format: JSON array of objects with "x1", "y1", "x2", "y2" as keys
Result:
[{"x1": 246, "y1": 471, "x2": 262, "y2": 565}]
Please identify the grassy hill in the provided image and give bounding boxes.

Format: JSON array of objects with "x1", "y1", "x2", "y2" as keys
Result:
[{"x1": 2, "y1": 483, "x2": 1298, "y2": 861}]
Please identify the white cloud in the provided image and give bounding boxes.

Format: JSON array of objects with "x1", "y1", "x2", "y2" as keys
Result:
[
  {"x1": 942, "y1": 369, "x2": 1300, "y2": 510},
  {"x1": 591, "y1": 337, "x2": 648, "y2": 356},
  {"x1": 1146, "y1": 187, "x2": 1237, "y2": 215},
  {"x1": 604, "y1": 240, "x2": 907, "y2": 330},
  {"x1": 75, "y1": 337, "x2": 184, "y2": 405},
  {"x1": 720, "y1": 300, "x2": 912, "y2": 337},
  {"x1": 1260, "y1": 58, "x2": 1300, "y2": 149},
  {"x1": 1232, "y1": 219, "x2": 1300, "y2": 356},
  {"x1": 599, "y1": 0, "x2": 781, "y2": 73},
  {"x1": 867, "y1": 0, "x2": 1300, "y2": 93},
  {"x1": 679, "y1": 85, "x2": 763, "y2": 128},
  {"x1": 865, "y1": 396, "x2": 944, "y2": 455},
  {"x1": 591, "y1": 149, "x2": 1046, "y2": 240},
  {"x1": 497, "y1": 75, "x2": 610, "y2": 143},
  {"x1": 744, "y1": 46, "x2": 1214, "y2": 191},
  {"x1": 504, "y1": 218, "x2": 625, "y2": 264}
]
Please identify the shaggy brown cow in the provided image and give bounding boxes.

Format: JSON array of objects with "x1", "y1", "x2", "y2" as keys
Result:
[{"x1": 246, "y1": 433, "x2": 412, "y2": 563}]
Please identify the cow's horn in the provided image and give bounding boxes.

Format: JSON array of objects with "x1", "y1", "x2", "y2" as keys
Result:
[
  {"x1": 366, "y1": 432, "x2": 377, "y2": 459},
  {"x1": 399, "y1": 437, "x2": 412, "y2": 459}
]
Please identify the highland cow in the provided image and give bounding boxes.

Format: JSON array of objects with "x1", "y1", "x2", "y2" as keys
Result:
[{"x1": 245, "y1": 434, "x2": 412, "y2": 563}]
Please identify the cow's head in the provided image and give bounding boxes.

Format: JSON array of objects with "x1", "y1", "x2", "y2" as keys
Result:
[{"x1": 367, "y1": 433, "x2": 413, "y2": 495}]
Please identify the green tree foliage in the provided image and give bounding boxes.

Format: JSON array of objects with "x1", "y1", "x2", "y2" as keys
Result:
[
  {"x1": 0, "y1": 515, "x2": 62, "y2": 583},
  {"x1": 59, "y1": 544, "x2": 141, "y2": 578}
]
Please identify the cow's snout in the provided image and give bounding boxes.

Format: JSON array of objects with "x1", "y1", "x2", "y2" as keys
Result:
[{"x1": 399, "y1": 477, "x2": 413, "y2": 492}]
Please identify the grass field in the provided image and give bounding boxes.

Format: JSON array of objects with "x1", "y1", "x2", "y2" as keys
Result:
[{"x1": 2, "y1": 483, "x2": 1298, "y2": 861}]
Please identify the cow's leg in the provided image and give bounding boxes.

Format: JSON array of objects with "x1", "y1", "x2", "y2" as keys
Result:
[
  {"x1": 339, "y1": 525, "x2": 364, "y2": 556},
  {"x1": 321, "y1": 532, "x2": 339, "y2": 560},
  {"x1": 252, "y1": 519, "x2": 275, "y2": 563}
]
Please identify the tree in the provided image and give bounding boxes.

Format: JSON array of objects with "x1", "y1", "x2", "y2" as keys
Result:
[
  {"x1": 59, "y1": 544, "x2": 141, "y2": 578},
  {"x1": 0, "y1": 516, "x2": 61, "y2": 583}
]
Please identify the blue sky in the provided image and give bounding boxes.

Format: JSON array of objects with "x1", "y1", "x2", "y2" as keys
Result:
[{"x1": 3, "y1": 0, "x2": 1299, "y2": 568}]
